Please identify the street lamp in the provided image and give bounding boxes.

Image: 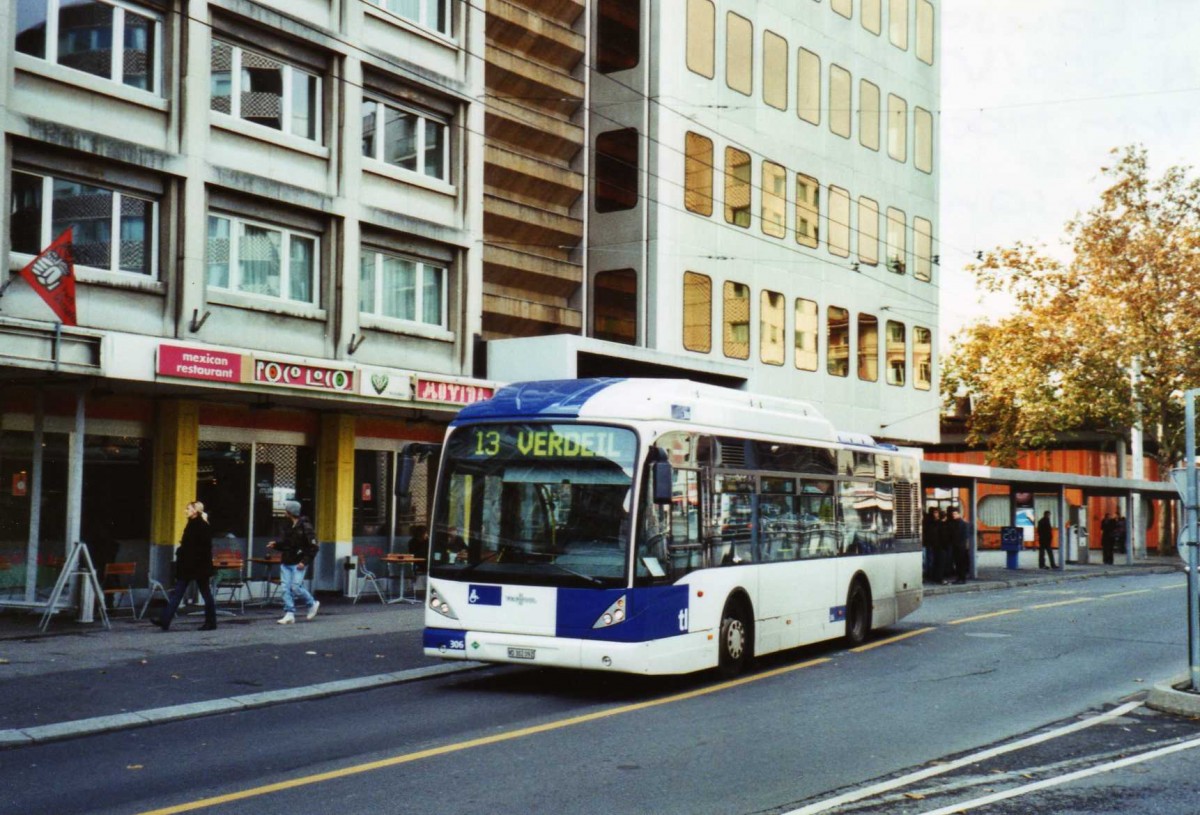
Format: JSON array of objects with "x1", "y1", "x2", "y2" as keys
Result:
[{"x1": 1183, "y1": 391, "x2": 1200, "y2": 692}]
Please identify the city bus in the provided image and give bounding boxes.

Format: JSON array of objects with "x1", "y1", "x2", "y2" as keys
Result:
[{"x1": 412, "y1": 378, "x2": 923, "y2": 676}]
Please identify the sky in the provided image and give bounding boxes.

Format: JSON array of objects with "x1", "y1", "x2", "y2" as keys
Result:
[{"x1": 938, "y1": 0, "x2": 1200, "y2": 347}]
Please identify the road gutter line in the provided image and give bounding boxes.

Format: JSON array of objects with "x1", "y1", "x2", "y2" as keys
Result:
[{"x1": 850, "y1": 627, "x2": 934, "y2": 653}]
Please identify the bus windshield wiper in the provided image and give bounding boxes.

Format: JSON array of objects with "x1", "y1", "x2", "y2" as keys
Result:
[{"x1": 544, "y1": 562, "x2": 603, "y2": 586}]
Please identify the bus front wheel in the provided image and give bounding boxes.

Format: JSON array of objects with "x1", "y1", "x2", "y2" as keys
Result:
[
  {"x1": 718, "y1": 603, "x2": 750, "y2": 677},
  {"x1": 845, "y1": 580, "x2": 872, "y2": 646}
]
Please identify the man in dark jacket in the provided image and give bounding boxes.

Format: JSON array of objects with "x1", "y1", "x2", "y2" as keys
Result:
[
  {"x1": 945, "y1": 507, "x2": 971, "y2": 584},
  {"x1": 267, "y1": 500, "x2": 320, "y2": 624},
  {"x1": 1037, "y1": 511, "x2": 1056, "y2": 569}
]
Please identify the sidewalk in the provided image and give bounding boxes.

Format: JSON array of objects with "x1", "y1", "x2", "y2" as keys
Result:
[{"x1": 0, "y1": 554, "x2": 1190, "y2": 748}]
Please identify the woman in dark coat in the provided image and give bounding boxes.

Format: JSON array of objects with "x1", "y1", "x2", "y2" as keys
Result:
[{"x1": 151, "y1": 501, "x2": 217, "y2": 631}]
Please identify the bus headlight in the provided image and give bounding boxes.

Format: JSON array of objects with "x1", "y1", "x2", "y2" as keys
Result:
[
  {"x1": 593, "y1": 596, "x2": 627, "y2": 629},
  {"x1": 428, "y1": 588, "x2": 459, "y2": 620}
]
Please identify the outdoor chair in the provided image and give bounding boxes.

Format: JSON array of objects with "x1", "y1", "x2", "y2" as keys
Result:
[
  {"x1": 101, "y1": 562, "x2": 138, "y2": 616},
  {"x1": 352, "y1": 558, "x2": 388, "y2": 605}
]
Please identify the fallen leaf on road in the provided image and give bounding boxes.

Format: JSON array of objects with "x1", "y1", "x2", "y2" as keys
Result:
[
  {"x1": 127, "y1": 765, "x2": 144, "y2": 771},
  {"x1": 0, "y1": 658, "x2": 10, "y2": 665},
  {"x1": 171, "y1": 674, "x2": 181, "y2": 680},
  {"x1": 903, "y1": 793, "x2": 925, "y2": 800},
  {"x1": 305, "y1": 651, "x2": 317, "y2": 655}
]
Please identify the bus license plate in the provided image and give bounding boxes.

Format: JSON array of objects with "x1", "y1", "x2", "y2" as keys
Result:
[{"x1": 508, "y1": 647, "x2": 536, "y2": 660}]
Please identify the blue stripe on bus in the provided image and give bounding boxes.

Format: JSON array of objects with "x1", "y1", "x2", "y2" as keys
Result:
[
  {"x1": 556, "y1": 585, "x2": 690, "y2": 643},
  {"x1": 453, "y1": 378, "x2": 626, "y2": 424},
  {"x1": 829, "y1": 606, "x2": 846, "y2": 623},
  {"x1": 424, "y1": 627, "x2": 468, "y2": 651}
]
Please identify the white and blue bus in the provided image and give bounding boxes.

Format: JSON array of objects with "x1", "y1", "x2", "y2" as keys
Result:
[{"x1": 414, "y1": 378, "x2": 923, "y2": 676}]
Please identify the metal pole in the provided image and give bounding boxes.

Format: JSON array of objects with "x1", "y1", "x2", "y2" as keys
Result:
[
  {"x1": 24, "y1": 390, "x2": 45, "y2": 604},
  {"x1": 67, "y1": 388, "x2": 90, "y2": 623},
  {"x1": 1185, "y1": 391, "x2": 1199, "y2": 691}
]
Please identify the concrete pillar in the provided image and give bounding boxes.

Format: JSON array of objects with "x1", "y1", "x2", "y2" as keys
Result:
[
  {"x1": 149, "y1": 400, "x2": 200, "y2": 581},
  {"x1": 968, "y1": 479, "x2": 979, "y2": 579},
  {"x1": 316, "y1": 413, "x2": 355, "y2": 590},
  {"x1": 1057, "y1": 487, "x2": 1067, "y2": 571}
]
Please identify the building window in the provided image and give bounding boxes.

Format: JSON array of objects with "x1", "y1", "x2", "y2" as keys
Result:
[
  {"x1": 827, "y1": 306, "x2": 849, "y2": 377},
  {"x1": 725, "y1": 147, "x2": 752, "y2": 228},
  {"x1": 887, "y1": 93, "x2": 907, "y2": 162},
  {"x1": 686, "y1": 0, "x2": 715, "y2": 78},
  {"x1": 763, "y1": 30, "x2": 788, "y2": 111},
  {"x1": 860, "y1": 79, "x2": 880, "y2": 151},
  {"x1": 830, "y1": 64, "x2": 852, "y2": 139},
  {"x1": 914, "y1": 216, "x2": 933, "y2": 281},
  {"x1": 832, "y1": 0, "x2": 852, "y2": 18},
  {"x1": 684, "y1": 132, "x2": 714, "y2": 216},
  {"x1": 723, "y1": 281, "x2": 750, "y2": 360},
  {"x1": 371, "y1": 0, "x2": 451, "y2": 36},
  {"x1": 211, "y1": 40, "x2": 321, "y2": 142},
  {"x1": 361, "y1": 97, "x2": 448, "y2": 180},
  {"x1": 914, "y1": 106, "x2": 933, "y2": 173},
  {"x1": 16, "y1": 0, "x2": 161, "y2": 94},
  {"x1": 207, "y1": 214, "x2": 318, "y2": 304},
  {"x1": 761, "y1": 290, "x2": 785, "y2": 365},
  {"x1": 761, "y1": 161, "x2": 786, "y2": 238},
  {"x1": 886, "y1": 207, "x2": 906, "y2": 274},
  {"x1": 597, "y1": 0, "x2": 639, "y2": 73},
  {"x1": 886, "y1": 320, "x2": 906, "y2": 386},
  {"x1": 683, "y1": 272, "x2": 712, "y2": 353},
  {"x1": 359, "y1": 248, "x2": 445, "y2": 326},
  {"x1": 862, "y1": 0, "x2": 882, "y2": 34},
  {"x1": 914, "y1": 326, "x2": 932, "y2": 390},
  {"x1": 797, "y1": 47, "x2": 821, "y2": 126},
  {"x1": 796, "y1": 174, "x2": 820, "y2": 248},
  {"x1": 595, "y1": 128, "x2": 639, "y2": 213},
  {"x1": 794, "y1": 298, "x2": 818, "y2": 372},
  {"x1": 858, "y1": 197, "x2": 879, "y2": 266},
  {"x1": 11, "y1": 170, "x2": 156, "y2": 276},
  {"x1": 726, "y1": 12, "x2": 753, "y2": 96},
  {"x1": 858, "y1": 313, "x2": 878, "y2": 382},
  {"x1": 593, "y1": 269, "x2": 637, "y2": 344},
  {"x1": 828, "y1": 185, "x2": 850, "y2": 258},
  {"x1": 916, "y1": 0, "x2": 935, "y2": 65},
  {"x1": 889, "y1": 0, "x2": 909, "y2": 51}
]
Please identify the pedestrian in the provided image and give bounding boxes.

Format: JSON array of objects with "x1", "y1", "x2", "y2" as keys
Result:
[
  {"x1": 922, "y1": 507, "x2": 942, "y2": 582},
  {"x1": 267, "y1": 500, "x2": 320, "y2": 624},
  {"x1": 151, "y1": 501, "x2": 216, "y2": 632},
  {"x1": 1114, "y1": 514, "x2": 1127, "y2": 562},
  {"x1": 1100, "y1": 513, "x2": 1115, "y2": 564},
  {"x1": 1037, "y1": 510, "x2": 1056, "y2": 569},
  {"x1": 944, "y1": 506, "x2": 970, "y2": 584}
]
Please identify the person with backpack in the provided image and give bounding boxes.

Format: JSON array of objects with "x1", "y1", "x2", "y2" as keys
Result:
[{"x1": 267, "y1": 500, "x2": 320, "y2": 624}]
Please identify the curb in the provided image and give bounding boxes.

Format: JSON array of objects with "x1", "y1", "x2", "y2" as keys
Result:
[
  {"x1": 0, "y1": 661, "x2": 484, "y2": 750},
  {"x1": 923, "y1": 565, "x2": 1182, "y2": 597},
  {"x1": 1146, "y1": 675, "x2": 1200, "y2": 718}
]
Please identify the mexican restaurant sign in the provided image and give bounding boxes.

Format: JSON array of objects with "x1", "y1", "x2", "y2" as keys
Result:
[
  {"x1": 157, "y1": 345, "x2": 244, "y2": 383},
  {"x1": 253, "y1": 357, "x2": 354, "y2": 393},
  {"x1": 415, "y1": 376, "x2": 494, "y2": 406}
]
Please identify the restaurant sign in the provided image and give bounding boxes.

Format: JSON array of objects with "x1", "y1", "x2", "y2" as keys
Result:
[
  {"x1": 414, "y1": 377, "x2": 494, "y2": 406},
  {"x1": 253, "y1": 358, "x2": 354, "y2": 393},
  {"x1": 157, "y1": 345, "x2": 244, "y2": 383}
]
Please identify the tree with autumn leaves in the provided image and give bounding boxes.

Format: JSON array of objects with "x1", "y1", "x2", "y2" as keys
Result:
[{"x1": 942, "y1": 146, "x2": 1200, "y2": 474}]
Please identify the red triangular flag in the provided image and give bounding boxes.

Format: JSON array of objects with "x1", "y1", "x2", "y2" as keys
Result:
[{"x1": 19, "y1": 228, "x2": 76, "y2": 326}]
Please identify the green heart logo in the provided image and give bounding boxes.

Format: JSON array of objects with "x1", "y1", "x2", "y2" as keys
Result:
[{"x1": 371, "y1": 373, "x2": 388, "y2": 394}]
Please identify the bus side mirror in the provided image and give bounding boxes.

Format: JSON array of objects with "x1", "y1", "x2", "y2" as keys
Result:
[
  {"x1": 652, "y1": 461, "x2": 673, "y2": 505},
  {"x1": 396, "y1": 455, "x2": 416, "y2": 499}
]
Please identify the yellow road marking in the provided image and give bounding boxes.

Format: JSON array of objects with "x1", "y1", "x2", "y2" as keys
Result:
[
  {"x1": 1098, "y1": 589, "x2": 1155, "y2": 600},
  {"x1": 137, "y1": 656, "x2": 833, "y2": 815},
  {"x1": 851, "y1": 627, "x2": 935, "y2": 652},
  {"x1": 948, "y1": 608, "x2": 1022, "y2": 625},
  {"x1": 1029, "y1": 597, "x2": 1092, "y2": 610}
]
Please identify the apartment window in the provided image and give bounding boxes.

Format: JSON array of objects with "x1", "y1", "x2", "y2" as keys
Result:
[
  {"x1": 208, "y1": 214, "x2": 318, "y2": 304},
  {"x1": 359, "y1": 248, "x2": 445, "y2": 327},
  {"x1": 723, "y1": 281, "x2": 750, "y2": 360},
  {"x1": 11, "y1": 170, "x2": 156, "y2": 276},
  {"x1": 597, "y1": 0, "x2": 639, "y2": 73},
  {"x1": 794, "y1": 298, "x2": 818, "y2": 372},
  {"x1": 725, "y1": 147, "x2": 751, "y2": 228},
  {"x1": 361, "y1": 97, "x2": 448, "y2": 180},
  {"x1": 858, "y1": 197, "x2": 879, "y2": 266},
  {"x1": 726, "y1": 12, "x2": 753, "y2": 96},
  {"x1": 686, "y1": 0, "x2": 715, "y2": 78},
  {"x1": 372, "y1": 0, "x2": 451, "y2": 36},
  {"x1": 886, "y1": 321, "x2": 906, "y2": 386},
  {"x1": 683, "y1": 272, "x2": 712, "y2": 353},
  {"x1": 830, "y1": 65, "x2": 852, "y2": 139},
  {"x1": 828, "y1": 185, "x2": 850, "y2": 257},
  {"x1": 685, "y1": 132, "x2": 714, "y2": 216},
  {"x1": 797, "y1": 48, "x2": 821, "y2": 125},
  {"x1": 763, "y1": 30, "x2": 788, "y2": 111},
  {"x1": 859, "y1": 80, "x2": 880, "y2": 151},
  {"x1": 761, "y1": 161, "x2": 786, "y2": 238},
  {"x1": 761, "y1": 290, "x2": 785, "y2": 365},
  {"x1": 889, "y1": 0, "x2": 909, "y2": 50},
  {"x1": 916, "y1": 0, "x2": 935, "y2": 65},
  {"x1": 596, "y1": 128, "x2": 639, "y2": 213},
  {"x1": 914, "y1": 326, "x2": 932, "y2": 390},
  {"x1": 914, "y1": 106, "x2": 933, "y2": 173},
  {"x1": 831, "y1": 0, "x2": 852, "y2": 18},
  {"x1": 887, "y1": 93, "x2": 907, "y2": 162},
  {"x1": 858, "y1": 314, "x2": 878, "y2": 382},
  {"x1": 886, "y1": 207, "x2": 906, "y2": 274},
  {"x1": 211, "y1": 40, "x2": 321, "y2": 142},
  {"x1": 16, "y1": 0, "x2": 161, "y2": 93},
  {"x1": 593, "y1": 269, "x2": 637, "y2": 344},
  {"x1": 827, "y1": 306, "x2": 849, "y2": 377},
  {"x1": 796, "y1": 174, "x2": 820, "y2": 248},
  {"x1": 914, "y1": 216, "x2": 933, "y2": 281},
  {"x1": 862, "y1": 0, "x2": 882, "y2": 34}
]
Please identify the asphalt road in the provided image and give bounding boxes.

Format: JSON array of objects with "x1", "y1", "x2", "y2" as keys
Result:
[{"x1": 2, "y1": 572, "x2": 1194, "y2": 815}]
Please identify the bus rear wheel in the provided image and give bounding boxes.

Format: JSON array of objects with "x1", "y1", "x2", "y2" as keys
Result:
[
  {"x1": 844, "y1": 580, "x2": 871, "y2": 646},
  {"x1": 718, "y1": 604, "x2": 750, "y2": 677}
]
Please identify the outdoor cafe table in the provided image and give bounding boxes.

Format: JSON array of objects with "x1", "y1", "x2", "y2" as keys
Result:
[{"x1": 380, "y1": 554, "x2": 425, "y2": 604}]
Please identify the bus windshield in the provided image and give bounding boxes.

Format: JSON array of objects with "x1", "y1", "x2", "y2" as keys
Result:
[{"x1": 429, "y1": 423, "x2": 639, "y2": 588}]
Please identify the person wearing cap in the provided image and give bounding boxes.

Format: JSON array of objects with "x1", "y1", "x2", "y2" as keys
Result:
[{"x1": 267, "y1": 500, "x2": 320, "y2": 624}]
